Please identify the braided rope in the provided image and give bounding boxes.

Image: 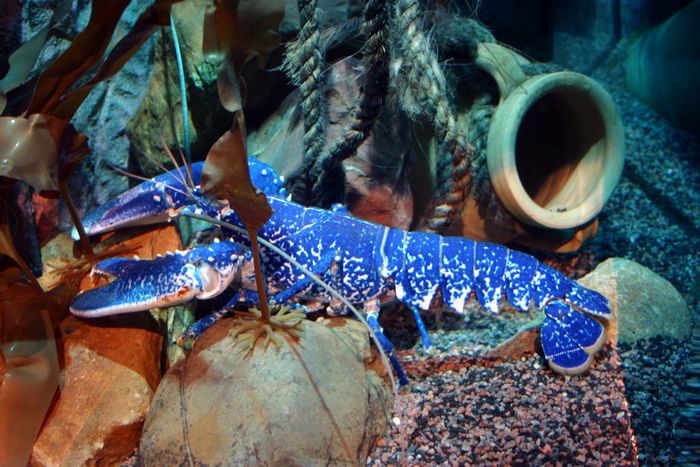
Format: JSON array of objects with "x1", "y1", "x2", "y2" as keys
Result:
[
  {"x1": 285, "y1": 0, "x2": 325, "y2": 203},
  {"x1": 393, "y1": 0, "x2": 476, "y2": 233},
  {"x1": 309, "y1": 0, "x2": 390, "y2": 207}
]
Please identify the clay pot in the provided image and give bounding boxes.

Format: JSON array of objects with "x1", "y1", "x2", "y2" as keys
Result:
[{"x1": 475, "y1": 42, "x2": 625, "y2": 231}]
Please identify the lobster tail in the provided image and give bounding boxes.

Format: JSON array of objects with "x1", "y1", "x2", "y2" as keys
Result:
[
  {"x1": 541, "y1": 300, "x2": 606, "y2": 374},
  {"x1": 392, "y1": 232, "x2": 610, "y2": 373},
  {"x1": 394, "y1": 232, "x2": 442, "y2": 309},
  {"x1": 438, "y1": 237, "x2": 610, "y2": 317},
  {"x1": 392, "y1": 233, "x2": 610, "y2": 317}
]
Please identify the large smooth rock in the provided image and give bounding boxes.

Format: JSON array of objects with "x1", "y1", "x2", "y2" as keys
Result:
[
  {"x1": 578, "y1": 257, "x2": 691, "y2": 343},
  {"x1": 140, "y1": 317, "x2": 393, "y2": 465},
  {"x1": 30, "y1": 314, "x2": 162, "y2": 466}
]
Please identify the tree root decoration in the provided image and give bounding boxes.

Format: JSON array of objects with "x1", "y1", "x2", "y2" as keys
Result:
[{"x1": 230, "y1": 305, "x2": 306, "y2": 355}]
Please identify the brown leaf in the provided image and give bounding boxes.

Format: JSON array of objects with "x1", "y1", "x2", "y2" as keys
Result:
[
  {"x1": 0, "y1": 268, "x2": 59, "y2": 467},
  {"x1": 215, "y1": 61, "x2": 243, "y2": 112},
  {"x1": 0, "y1": 0, "x2": 72, "y2": 99},
  {"x1": 201, "y1": 112, "x2": 272, "y2": 231},
  {"x1": 25, "y1": 0, "x2": 133, "y2": 116},
  {"x1": 51, "y1": 0, "x2": 182, "y2": 120},
  {"x1": 0, "y1": 114, "x2": 67, "y2": 191}
]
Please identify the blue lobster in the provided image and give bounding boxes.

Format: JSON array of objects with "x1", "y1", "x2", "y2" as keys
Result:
[{"x1": 69, "y1": 158, "x2": 610, "y2": 376}]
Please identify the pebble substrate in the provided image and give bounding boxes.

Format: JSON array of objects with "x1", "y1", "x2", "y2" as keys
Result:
[{"x1": 369, "y1": 346, "x2": 638, "y2": 465}]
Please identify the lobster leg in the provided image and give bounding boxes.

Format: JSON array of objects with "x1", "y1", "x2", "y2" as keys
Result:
[
  {"x1": 177, "y1": 250, "x2": 337, "y2": 346},
  {"x1": 366, "y1": 304, "x2": 410, "y2": 386},
  {"x1": 410, "y1": 306, "x2": 433, "y2": 351},
  {"x1": 70, "y1": 239, "x2": 243, "y2": 317}
]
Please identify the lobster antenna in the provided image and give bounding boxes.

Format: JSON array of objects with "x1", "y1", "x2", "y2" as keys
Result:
[
  {"x1": 159, "y1": 133, "x2": 192, "y2": 194},
  {"x1": 170, "y1": 13, "x2": 191, "y2": 167},
  {"x1": 105, "y1": 162, "x2": 192, "y2": 200},
  {"x1": 177, "y1": 146, "x2": 195, "y2": 190},
  {"x1": 132, "y1": 134, "x2": 190, "y2": 193},
  {"x1": 134, "y1": 141, "x2": 189, "y2": 193},
  {"x1": 182, "y1": 210, "x2": 399, "y2": 394},
  {"x1": 169, "y1": 13, "x2": 195, "y2": 191}
]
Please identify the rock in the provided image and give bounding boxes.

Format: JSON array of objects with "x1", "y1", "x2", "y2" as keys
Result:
[
  {"x1": 578, "y1": 257, "x2": 692, "y2": 343},
  {"x1": 127, "y1": 0, "x2": 289, "y2": 177},
  {"x1": 0, "y1": 0, "x2": 21, "y2": 90},
  {"x1": 70, "y1": 0, "x2": 157, "y2": 215},
  {"x1": 13, "y1": 0, "x2": 155, "y2": 222},
  {"x1": 140, "y1": 317, "x2": 393, "y2": 465},
  {"x1": 551, "y1": 0, "x2": 619, "y2": 73},
  {"x1": 30, "y1": 314, "x2": 162, "y2": 467},
  {"x1": 488, "y1": 326, "x2": 540, "y2": 361},
  {"x1": 126, "y1": 1, "x2": 228, "y2": 177},
  {"x1": 31, "y1": 225, "x2": 183, "y2": 466}
]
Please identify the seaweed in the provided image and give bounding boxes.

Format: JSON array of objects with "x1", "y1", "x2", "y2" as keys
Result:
[
  {"x1": 0, "y1": 1, "x2": 183, "y2": 463},
  {"x1": 200, "y1": 0, "x2": 283, "y2": 321}
]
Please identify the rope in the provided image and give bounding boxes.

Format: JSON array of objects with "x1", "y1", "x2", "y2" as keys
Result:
[
  {"x1": 309, "y1": 0, "x2": 391, "y2": 207},
  {"x1": 392, "y1": 0, "x2": 476, "y2": 233},
  {"x1": 285, "y1": 0, "x2": 325, "y2": 203}
]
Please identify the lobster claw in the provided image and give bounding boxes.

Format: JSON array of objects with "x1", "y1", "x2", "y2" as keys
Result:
[
  {"x1": 71, "y1": 158, "x2": 286, "y2": 240},
  {"x1": 71, "y1": 165, "x2": 204, "y2": 240},
  {"x1": 70, "y1": 240, "x2": 243, "y2": 317}
]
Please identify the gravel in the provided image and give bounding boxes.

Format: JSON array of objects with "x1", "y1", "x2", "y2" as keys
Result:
[{"x1": 370, "y1": 347, "x2": 638, "y2": 465}]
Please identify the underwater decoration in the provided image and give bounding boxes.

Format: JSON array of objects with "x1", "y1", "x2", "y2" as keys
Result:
[{"x1": 625, "y1": 0, "x2": 700, "y2": 137}]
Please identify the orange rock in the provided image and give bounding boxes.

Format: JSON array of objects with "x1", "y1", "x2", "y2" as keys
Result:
[
  {"x1": 140, "y1": 317, "x2": 394, "y2": 465},
  {"x1": 31, "y1": 224, "x2": 182, "y2": 466},
  {"x1": 30, "y1": 314, "x2": 162, "y2": 466}
]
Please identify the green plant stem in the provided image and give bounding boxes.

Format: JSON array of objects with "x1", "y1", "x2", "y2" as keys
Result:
[{"x1": 170, "y1": 13, "x2": 191, "y2": 166}]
